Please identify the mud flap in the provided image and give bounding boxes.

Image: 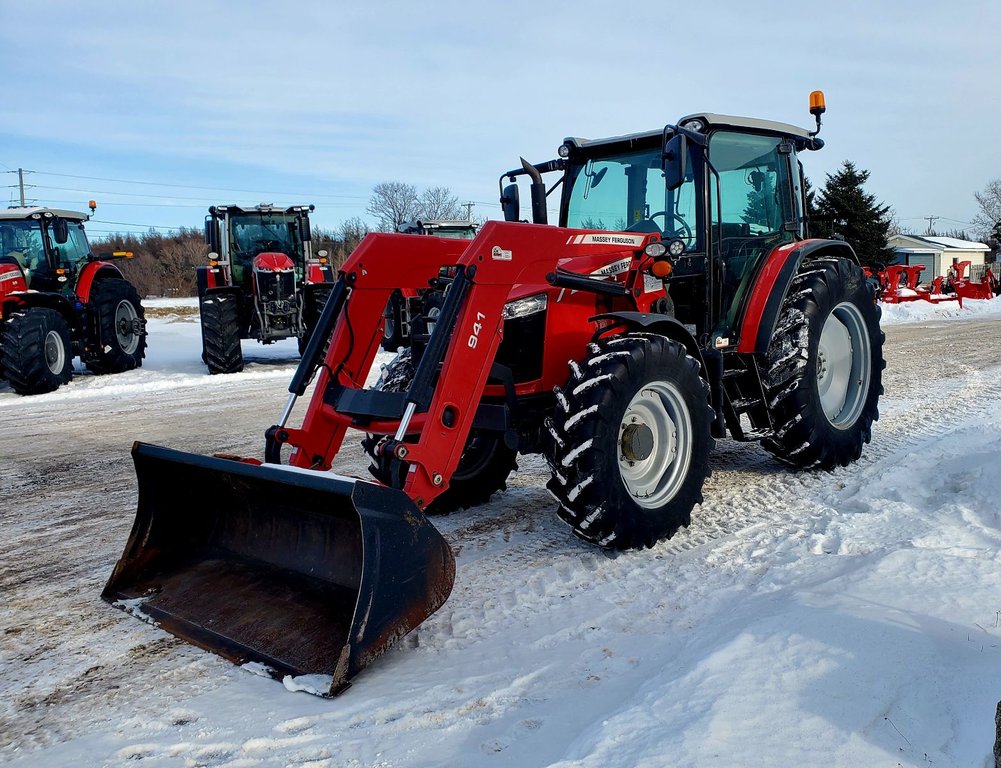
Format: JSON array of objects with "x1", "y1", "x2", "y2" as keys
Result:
[{"x1": 102, "y1": 442, "x2": 455, "y2": 696}]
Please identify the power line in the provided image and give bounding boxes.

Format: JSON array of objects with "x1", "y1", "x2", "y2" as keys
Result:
[
  {"x1": 25, "y1": 169, "x2": 370, "y2": 200},
  {"x1": 27, "y1": 183, "x2": 364, "y2": 206}
]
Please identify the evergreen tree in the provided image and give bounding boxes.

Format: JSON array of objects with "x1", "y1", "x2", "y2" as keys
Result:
[{"x1": 811, "y1": 161, "x2": 896, "y2": 270}]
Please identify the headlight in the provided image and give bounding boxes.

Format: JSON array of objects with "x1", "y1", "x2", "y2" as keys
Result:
[{"x1": 502, "y1": 293, "x2": 548, "y2": 320}]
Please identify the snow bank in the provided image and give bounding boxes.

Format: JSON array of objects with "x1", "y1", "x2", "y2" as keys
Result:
[{"x1": 880, "y1": 294, "x2": 1001, "y2": 325}]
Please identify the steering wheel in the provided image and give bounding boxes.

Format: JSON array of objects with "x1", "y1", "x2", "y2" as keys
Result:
[
  {"x1": 255, "y1": 239, "x2": 282, "y2": 252},
  {"x1": 648, "y1": 212, "x2": 693, "y2": 245}
]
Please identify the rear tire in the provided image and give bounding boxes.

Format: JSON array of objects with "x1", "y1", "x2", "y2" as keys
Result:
[
  {"x1": 759, "y1": 257, "x2": 884, "y2": 468},
  {"x1": 86, "y1": 279, "x2": 147, "y2": 374},
  {"x1": 200, "y1": 293, "x2": 244, "y2": 374},
  {"x1": 544, "y1": 334, "x2": 713, "y2": 550},
  {"x1": 0, "y1": 308, "x2": 73, "y2": 395},
  {"x1": 363, "y1": 349, "x2": 518, "y2": 514}
]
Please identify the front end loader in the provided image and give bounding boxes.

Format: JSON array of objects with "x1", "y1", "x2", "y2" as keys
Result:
[{"x1": 105, "y1": 92, "x2": 885, "y2": 694}]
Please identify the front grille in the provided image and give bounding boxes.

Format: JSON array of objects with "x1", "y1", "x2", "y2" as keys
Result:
[
  {"x1": 495, "y1": 311, "x2": 545, "y2": 383},
  {"x1": 256, "y1": 270, "x2": 296, "y2": 302}
]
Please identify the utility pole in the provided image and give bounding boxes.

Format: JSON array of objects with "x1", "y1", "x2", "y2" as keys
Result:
[
  {"x1": 924, "y1": 215, "x2": 939, "y2": 235},
  {"x1": 463, "y1": 201, "x2": 474, "y2": 222},
  {"x1": 18, "y1": 168, "x2": 26, "y2": 207}
]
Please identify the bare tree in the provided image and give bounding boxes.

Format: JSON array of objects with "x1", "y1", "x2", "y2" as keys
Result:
[
  {"x1": 971, "y1": 179, "x2": 1001, "y2": 242},
  {"x1": 419, "y1": 186, "x2": 464, "y2": 220},
  {"x1": 367, "y1": 182, "x2": 420, "y2": 232}
]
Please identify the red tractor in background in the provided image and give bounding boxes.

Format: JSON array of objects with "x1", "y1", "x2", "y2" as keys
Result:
[
  {"x1": 106, "y1": 93, "x2": 885, "y2": 695},
  {"x1": 0, "y1": 206, "x2": 146, "y2": 395},
  {"x1": 381, "y1": 218, "x2": 479, "y2": 351},
  {"x1": 197, "y1": 204, "x2": 335, "y2": 373}
]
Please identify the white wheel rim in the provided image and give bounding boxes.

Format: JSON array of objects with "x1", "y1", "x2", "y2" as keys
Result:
[
  {"x1": 617, "y1": 381, "x2": 692, "y2": 508},
  {"x1": 817, "y1": 301, "x2": 870, "y2": 428},
  {"x1": 115, "y1": 299, "x2": 140, "y2": 354},
  {"x1": 44, "y1": 330, "x2": 66, "y2": 374}
]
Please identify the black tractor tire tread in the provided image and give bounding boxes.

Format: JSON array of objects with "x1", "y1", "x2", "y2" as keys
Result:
[
  {"x1": 299, "y1": 285, "x2": 332, "y2": 356},
  {"x1": 86, "y1": 279, "x2": 147, "y2": 375},
  {"x1": 759, "y1": 257, "x2": 885, "y2": 469},
  {"x1": 543, "y1": 334, "x2": 714, "y2": 551},
  {"x1": 200, "y1": 294, "x2": 244, "y2": 374},
  {"x1": 0, "y1": 308, "x2": 73, "y2": 395}
]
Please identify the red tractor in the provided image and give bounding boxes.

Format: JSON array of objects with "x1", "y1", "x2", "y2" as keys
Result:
[
  {"x1": 0, "y1": 206, "x2": 146, "y2": 395},
  {"x1": 197, "y1": 204, "x2": 335, "y2": 373},
  {"x1": 105, "y1": 93, "x2": 885, "y2": 694}
]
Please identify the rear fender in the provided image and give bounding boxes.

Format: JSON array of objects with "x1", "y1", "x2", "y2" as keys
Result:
[
  {"x1": 736, "y1": 239, "x2": 858, "y2": 355},
  {"x1": 76, "y1": 261, "x2": 126, "y2": 304}
]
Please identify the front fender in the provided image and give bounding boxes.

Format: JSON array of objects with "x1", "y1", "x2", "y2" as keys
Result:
[
  {"x1": 736, "y1": 239, "x2": 858, "y2": 355},
  {"x1": 591, "y1": 310, "x2": 725, "y2": 437},
  {"x1": 591, "y1": 311, "x2": 704, "y2": 371},
  {"x1": 76, "y1": 261, "x2": 126, "y2": 304}
]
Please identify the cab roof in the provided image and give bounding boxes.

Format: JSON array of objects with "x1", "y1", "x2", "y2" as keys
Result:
[
  {"x1": 0, "y1": 206, "x2": 89, "y2": 222},
  {"x1": 564, "y1": 113, "x2": 812, "y2": 151}
]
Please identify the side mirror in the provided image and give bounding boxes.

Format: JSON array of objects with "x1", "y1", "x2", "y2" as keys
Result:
[
  {"x1": 52, "y1": 217, "x2": 69, "y2": 245},
  {"x1": 501, "y1": 183, "x2": 520, "y2": 222},
  {"x1": 205, "y1": 219, "x2": 221, "y2": 252},
  {"x1": 298, "y1": 216, "x2": 311, "y2": 242},
  {"x1": 662, "y1": 134, "x2": 688, "y2": 192}
]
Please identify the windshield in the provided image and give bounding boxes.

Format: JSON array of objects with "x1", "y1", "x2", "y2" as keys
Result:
[
  {"x1": 564, "y1": 146, "x2": 698, "y2": 247},
  {"x1": 229, "y1": 213, "x2": 302, "y2": 264},
  {"x1": 433, "y1": 226, "x2": 477, "y2": 240}
]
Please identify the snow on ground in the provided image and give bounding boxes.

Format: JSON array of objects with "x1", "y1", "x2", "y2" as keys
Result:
[
  {"x1": 2, "y1": 299, "x2": 1001, "y2": 767},
  {"x1": 879, "y1": 294, "x2": 1001, "y2": 325}
]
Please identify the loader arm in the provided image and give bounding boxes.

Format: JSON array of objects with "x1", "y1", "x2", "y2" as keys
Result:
[{"x1": 278, "y1": 221, "x2": 656, "y2": 510}]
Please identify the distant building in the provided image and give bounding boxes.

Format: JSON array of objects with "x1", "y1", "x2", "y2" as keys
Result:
[{"x1": 887, "y1": 234, "x2": 989, "y2": 278}]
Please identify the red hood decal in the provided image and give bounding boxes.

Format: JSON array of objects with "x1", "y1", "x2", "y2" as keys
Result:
[{"x1": 253, "y1": 252, "x2": 296, "y2": 271}]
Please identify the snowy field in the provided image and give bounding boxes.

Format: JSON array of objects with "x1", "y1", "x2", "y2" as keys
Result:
[{"x1": 2, "y1": 296, "x2": 1001, "y2": 767}]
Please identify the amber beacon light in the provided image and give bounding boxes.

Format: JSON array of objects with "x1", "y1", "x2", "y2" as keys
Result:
[{"x1": 809, "y1": 90, "x2": 826, "y2": 116}]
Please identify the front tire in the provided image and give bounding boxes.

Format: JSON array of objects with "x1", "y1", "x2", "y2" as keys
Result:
[
  {"x1": 0, "y1": 308, "x2": 73, "y2": 395},
  {"x1": 760, "y1": 257, "x2": 884, "y2": 468},
  {"x1": 363, "y1": 348, "x2": 518, "y2": 514},
  {"x1": 200, "y1": 293, "x2": 244, "y2": 374},
  {"x1": 544, "y1": 334, "x2": 713, "y2": 550},
  {"x1": 86, "y1": 279, "x2": 147, "y2": 374}
]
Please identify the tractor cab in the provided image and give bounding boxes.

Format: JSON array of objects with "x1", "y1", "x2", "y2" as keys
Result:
[
  {"x1": 499, "y1": 102, "x2": 825, "y2": 350},
  {"x1": 207, "y1": 205, "x2": 312, "y2": 286},
  {"x1": 0, "y1": 208, "x2": 93, "y2": 294}
]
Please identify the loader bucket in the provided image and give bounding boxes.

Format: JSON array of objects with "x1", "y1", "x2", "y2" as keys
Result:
[{"x1": 102, "y1": 442, "x2": 455, "y2": 696}]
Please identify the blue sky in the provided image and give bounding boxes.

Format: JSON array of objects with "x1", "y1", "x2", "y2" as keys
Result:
[{"x1": 2, "y1": 0, "x2": 999, "y2": 239}]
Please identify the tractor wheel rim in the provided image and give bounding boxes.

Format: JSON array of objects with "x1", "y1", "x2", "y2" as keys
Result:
[
  {"x1": 817, "y1": 301, "x2": 870, "y2": 427},
  {"x1": 44, "y1": 330, "x2": 65, "y2": 374},
  {"x1": 115, "y1": 299, "x2": 140, "y2": 354},
  {"x1": 617, "y1": 381, "x2": 692, "y2": 509}
]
